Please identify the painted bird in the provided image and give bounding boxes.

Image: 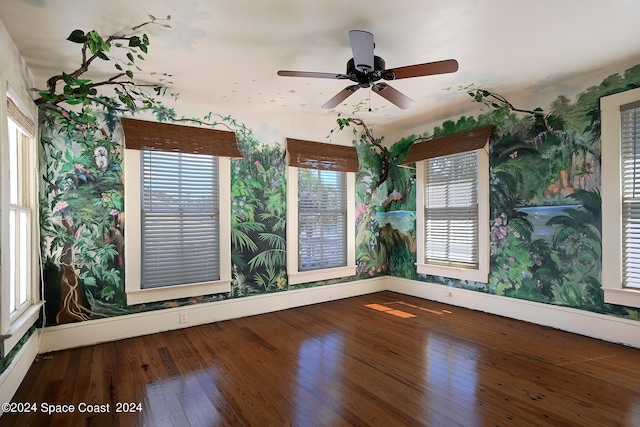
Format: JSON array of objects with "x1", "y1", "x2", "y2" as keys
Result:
[{"x1": 254, "y1": 160, "x2": 266, "y2": 182}]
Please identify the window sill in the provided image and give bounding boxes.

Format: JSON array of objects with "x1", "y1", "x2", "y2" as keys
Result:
[
  {"x1": 3, "y1": 302, "x2": 43, "y2": 357},
  {"x1": 288, "y1": 265, "x2": 356, "y2": 285},
  {"x1": 416, "y1": 263, "x2": 488, "y2": 283},
  {"x1": 126, "y1": 280, "x2": 231, "y2": 305},
  {"x1": 603, "y1": 287, "x2": 640, "y2": 309}
]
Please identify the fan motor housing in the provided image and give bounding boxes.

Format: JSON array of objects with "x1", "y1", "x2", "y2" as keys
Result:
[{"x1": 347, "y1": 56, "x2": 388, "y2": 87}]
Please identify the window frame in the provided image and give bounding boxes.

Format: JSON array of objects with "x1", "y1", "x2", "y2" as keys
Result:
[
  {"x1": 286, "y1": 165, "x2": 356, "y2": 284},
  {"x1": 1, "y1": 90, "x2": 42, "y2": 357},
  {"x1": 123, "y1": 148, "x2": 232, "y2": 305},
  {"x1": 415, "y1": 145, "x2": 490, "y2": 282},
  {"x1": 601, "y1": 86, "x2": 640, "y2": 308}
]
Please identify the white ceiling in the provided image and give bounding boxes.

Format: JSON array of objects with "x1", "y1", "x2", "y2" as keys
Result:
[{"x1": 2, "y1": 0, "x2": 640, "y2": 141}]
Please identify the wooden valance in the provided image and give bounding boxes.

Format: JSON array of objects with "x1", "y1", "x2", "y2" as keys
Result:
[
  {"x1": 401, "y1": 125, "x2": 494, "y2": 164},
  {"x1": 7, "y1": 96, "x2": 35, "y2": 137},
  {"x1": 287, "y1": 138, "x2": 359, "y2": 172},
  {"x1": 121, "y1": 117, "x2": 243, "y2": 159}
]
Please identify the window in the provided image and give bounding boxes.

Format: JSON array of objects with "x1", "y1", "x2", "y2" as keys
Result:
[
  {"x1": 8, "y1": 117, "x2": 33, "y2": 316},
  {"x1": 298, "y1": 168, "x2": 348, "y2": 270},
  {"x1": 2, "y1": 91, "x2": 42, "y2": 357},
  {"x1": 286, "y1": 138, "x2": 357, "y2": 284},
  {"x1": 122, "y1": 118, "x2": 239, "y2": 305},
  {"x1": 423, "y1": 151, "x2": 479, "y2": 267},
  {"x1": 602, "y1": 87, "x2": 640, "y2": 308},
  {"x1": 406, "y1": 126, "x2": 492, "y2": 282}
]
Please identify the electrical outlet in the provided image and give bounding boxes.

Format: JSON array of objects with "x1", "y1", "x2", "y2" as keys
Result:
[{"x1": 179, "y1": 312, "x2": 188, "y2": 323}]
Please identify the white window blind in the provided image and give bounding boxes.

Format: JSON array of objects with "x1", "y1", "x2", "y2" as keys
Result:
[
  {"x1": 142, "y1": 151, "x2": 220, "y2": 288},
  {"x1": 423, "y1": 150, "x2": 479, "y2": 267},
  {"x1": 298, "y1": 168, "x2": 347, "y2": 271},
  {"x1": 621, "y1": 101, "x2": 640, "y2": 289}
]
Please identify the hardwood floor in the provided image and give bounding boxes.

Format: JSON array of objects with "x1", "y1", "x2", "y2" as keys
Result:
[{"x1": 3, "y1": 291, "x2": 640, "y2": 426}]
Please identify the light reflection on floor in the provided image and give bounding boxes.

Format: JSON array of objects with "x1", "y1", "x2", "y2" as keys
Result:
[
  {"x1": 425, "y1": 332, "x2": 479, "y2": 423},
  {"x1": 293, "y1": 333, "x2": 344, "y2": 426},
  {"x1": 142, "y1": 367, "x2": 225, "y2": 426}
]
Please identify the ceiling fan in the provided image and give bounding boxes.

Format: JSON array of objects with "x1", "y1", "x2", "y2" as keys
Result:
[{"x1": 277, "y1": 30, "x2": 459, "y2": 110}]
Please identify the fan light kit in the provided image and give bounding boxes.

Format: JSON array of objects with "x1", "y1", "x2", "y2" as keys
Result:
[{"x1": 278, "y1": 30, "x2": 459, "y2": 109}]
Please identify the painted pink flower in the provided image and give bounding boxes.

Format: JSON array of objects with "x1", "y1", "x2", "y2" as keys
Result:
[
  {"x1": 109, "y1": 209, "x2": 120, "y2": 216},
  {"x1": 508, "y1": 257, "x2": 515, "y2": 262},
  {"x1": 356, "y1": 203, "x2": 367, "y2": 220},
  {"x1": 54, "y1": 201, "x2": 69, "y2": 212},
  {"x1": 502, "y1": 264, "x2": 509, "y2": 269}
]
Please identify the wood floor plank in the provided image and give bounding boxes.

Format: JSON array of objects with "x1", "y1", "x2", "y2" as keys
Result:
[
  {"x1": 3, "y1": 291, "x2": 640, "y2": 426},
  {"x1": 138, "y1": 333, "x2": 192, "y2": 426},
  {"x1": 238, "y1": 314, "x2": 403, "y2": 426},
  {"x1": 235, "y1": 313, "x2": 369, "y2": 426},
  {"x1": 185, "y1": 324, "x2": 254, "y2": 426}
]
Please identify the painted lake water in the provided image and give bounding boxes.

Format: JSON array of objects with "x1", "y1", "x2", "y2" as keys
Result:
[
  {"x1": 516, "y1": 204, "x2": 583, "y2": 243},
  {"x1": 374, "y1": 211, "x2": 415, "y2": 233}
]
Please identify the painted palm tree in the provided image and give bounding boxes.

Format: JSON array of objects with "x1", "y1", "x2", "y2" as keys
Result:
[{"x1": 545, "y1": 189, "x2": 604, "y2": 310}]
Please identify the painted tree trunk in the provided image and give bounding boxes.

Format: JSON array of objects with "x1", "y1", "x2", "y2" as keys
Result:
[{"x1": 56, "y1": 216, "x2": 88, "y2": 323}]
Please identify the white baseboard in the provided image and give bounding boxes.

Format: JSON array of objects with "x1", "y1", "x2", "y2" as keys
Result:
[
  {"x1": 39, "y1": 277, "x2": 386, "y2": 353},
  {"x1": 386, "y1": 277, "x2": 640, "y2": 348},
  {"x1": 37, "y1": 274, "x2": 640, "y2": 353},
  {"x1": 0, "y1": 332, "x2": 40, "y2": 415}
]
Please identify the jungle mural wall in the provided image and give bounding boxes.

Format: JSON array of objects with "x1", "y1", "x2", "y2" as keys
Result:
[
  {"x1": 379, "y1": 64, "x2": 640, "y2": 321},
  {"x1": 38, "y1": 110, "x2": 390, "y2": 326}
]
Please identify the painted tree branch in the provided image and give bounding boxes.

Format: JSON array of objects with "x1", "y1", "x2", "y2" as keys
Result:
[
  {"x1": 34, "y1": 15, "x2": 172, "y2": 115},
  {"x1": 468, "y1": 89, "x2": 549, "y2": 131},
  {"x1": 334, "y1": 115, "x2": 390, "y2": 188}
]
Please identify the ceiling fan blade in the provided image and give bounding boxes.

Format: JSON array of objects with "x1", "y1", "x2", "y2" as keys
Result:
[
  {"x1": 322, "y1": 85, "x2": 360, "y2": 109},
  {"x1": 277, "y1": 70, "x2": 348, "y2": 79},
  {"x1": 383, "y1": 59, "x2": 459, "y2": 80},
  {"x1": 372, "y1": 83, "x2": 415, "y2": 109},
  {"x1": 349, "y1": 30, "x2": 375, "y2": 73}
]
